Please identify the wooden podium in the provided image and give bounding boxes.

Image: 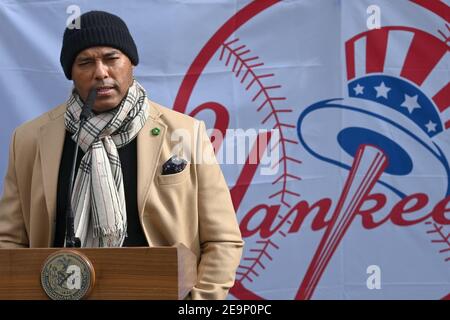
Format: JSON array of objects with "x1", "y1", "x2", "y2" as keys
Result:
[{"x1": 0, "y1": 243, "x2": 197, "y2": 300}]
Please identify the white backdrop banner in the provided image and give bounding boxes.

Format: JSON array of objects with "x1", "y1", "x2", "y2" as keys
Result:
[{"x1": 0, "y1": 0, "x2": 448, "y2": 299}]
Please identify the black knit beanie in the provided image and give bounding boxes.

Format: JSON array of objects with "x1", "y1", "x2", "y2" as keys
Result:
[{"x1": 60, "y1": 11, "x2": 139, "y2": 79}]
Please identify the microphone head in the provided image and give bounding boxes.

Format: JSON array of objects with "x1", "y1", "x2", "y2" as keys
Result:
[{"x1": 80, "y1": 87, "x2": 97, "y2": 121}]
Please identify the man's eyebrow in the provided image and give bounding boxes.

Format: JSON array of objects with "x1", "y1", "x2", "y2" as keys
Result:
[
  {"x1": 76, "y1": 50, "x2": 120, "y2": 62},
  {"x1": 103, "y1": 50, "x2": 120, "y2": 57},
  {"x1": 75, "y1": 55, "x2": 94, "y2": 63}
]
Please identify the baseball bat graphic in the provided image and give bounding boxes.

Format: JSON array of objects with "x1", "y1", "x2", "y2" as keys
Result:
[{"x1": 296, "y1": 144, "x2": 388, "y2": 300}]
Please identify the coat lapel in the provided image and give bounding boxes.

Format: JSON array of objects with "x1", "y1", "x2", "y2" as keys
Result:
[
  {"x1": 38, "y1": 105, "x2": 66, "y2": 238},
  {"x1": 137, "y1": 100, "x2": 166, "y2": 218}
]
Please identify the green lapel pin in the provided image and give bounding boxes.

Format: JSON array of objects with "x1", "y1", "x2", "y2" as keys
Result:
[{"x1": 151, "y1": 127, "x2": 160, "y2": 136}]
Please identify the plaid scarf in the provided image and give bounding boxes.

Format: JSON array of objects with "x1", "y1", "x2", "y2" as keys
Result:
[{"x1": 64, "y1": 80, "x2": 148, "y2": 247}]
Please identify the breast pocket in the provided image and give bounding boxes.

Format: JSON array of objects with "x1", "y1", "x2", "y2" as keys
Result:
[{"x1": 157, "y1": 164, "x2": 191, "y2": 186}]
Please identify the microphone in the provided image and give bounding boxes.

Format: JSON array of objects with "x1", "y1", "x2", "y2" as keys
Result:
[
  {"x1": 65, "y1": 87, "x2": 97, "y2": 248},
  {"x1": 80, "y1": 88, "x2": 97, "y2": 121}
]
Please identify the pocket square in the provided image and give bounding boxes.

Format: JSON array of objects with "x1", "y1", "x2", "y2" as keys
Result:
[{"x1": 162, "y1": 155, "x2": 188, "y2": 175}]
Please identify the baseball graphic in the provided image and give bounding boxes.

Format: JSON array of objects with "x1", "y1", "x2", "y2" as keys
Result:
[{"x1": 174, "y1": 0, "x2": 449, "y2": 299}]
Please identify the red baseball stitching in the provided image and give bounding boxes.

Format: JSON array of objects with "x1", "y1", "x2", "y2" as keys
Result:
[
  {"x1": 236, "y1": 239, "x2": 279, "y2": 282},
  {"x1": 220, "y1": 38, "x2": 302, "y2": 282},
  {"x1": 219, "y1": 38, "x2": 302, "y2": 208},
  {"x1": 425, "y1": 220, "x2": 450, "y2": 262}
]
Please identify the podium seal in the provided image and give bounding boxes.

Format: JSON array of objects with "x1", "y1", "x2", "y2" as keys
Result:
[{"x1": 41, "y1": 250, "x2": 95, "y2": 300}]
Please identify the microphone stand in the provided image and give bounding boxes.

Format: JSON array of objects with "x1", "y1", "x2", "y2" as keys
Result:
[{"x1": 65, "y1": 88, "x2": 97, "y2": 248}]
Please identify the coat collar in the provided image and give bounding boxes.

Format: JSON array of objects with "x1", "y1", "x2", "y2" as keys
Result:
[{"x1": 38, "y1": 99, "x2": 165, "y2": 243}]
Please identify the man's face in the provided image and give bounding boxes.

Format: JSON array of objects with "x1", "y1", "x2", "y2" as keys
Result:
[{"x1": 71, "y1": 46, "x2": 134, "y2": 112}]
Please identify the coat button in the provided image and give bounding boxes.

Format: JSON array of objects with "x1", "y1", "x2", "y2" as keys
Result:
[{"x1": 151, "y1": 127, "x2": 160, "y2": 136}]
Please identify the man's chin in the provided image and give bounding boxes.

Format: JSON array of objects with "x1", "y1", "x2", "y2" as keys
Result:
[{"x1": 92, "y1": 102, "x2": 120, "y2": 113}]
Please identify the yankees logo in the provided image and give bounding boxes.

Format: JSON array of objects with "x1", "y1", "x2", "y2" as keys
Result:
[{"x1": 175, "y1": 0, "x2": 450, "y2": 300}]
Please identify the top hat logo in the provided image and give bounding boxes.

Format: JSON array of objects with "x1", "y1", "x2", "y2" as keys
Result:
[
  {"x1": 346, "y1": 26, "x2": 449, "y2": 137},
  {"x1": 298, "y1": 26, "x2": 450, "y2": 198}
]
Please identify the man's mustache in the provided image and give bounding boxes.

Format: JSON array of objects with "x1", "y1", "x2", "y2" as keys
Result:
[{"x1": 94, "y1": 81, "x2": 118, "y2": 89}]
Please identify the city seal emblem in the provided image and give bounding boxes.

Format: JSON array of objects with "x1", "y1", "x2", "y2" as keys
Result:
[{"x1": 40, "y1": 250, "x2": 95, "y2": 300}]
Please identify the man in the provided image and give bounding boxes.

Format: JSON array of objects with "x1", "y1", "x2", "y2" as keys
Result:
[{"x1": 0, "y1": 10, "x2": 243, "y2": 300}]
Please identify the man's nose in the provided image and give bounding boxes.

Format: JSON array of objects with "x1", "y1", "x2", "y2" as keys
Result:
[{"x1": 94, "y1": 61, "x2": 109, "y2": 80}]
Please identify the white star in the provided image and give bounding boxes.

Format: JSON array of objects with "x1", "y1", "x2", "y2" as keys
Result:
[
  {"x1": 425, "y1": 120, "x2": 437, "y2": 133},
  {"x1": 374, "y1": 81, "x2": 391, "y2": 99},
  {"x1": 401, "y1": 94, "x2": 421, "y2": 114},
  {"x1": 353, "y1": 83, "x2": 364, "y2": 95}
]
